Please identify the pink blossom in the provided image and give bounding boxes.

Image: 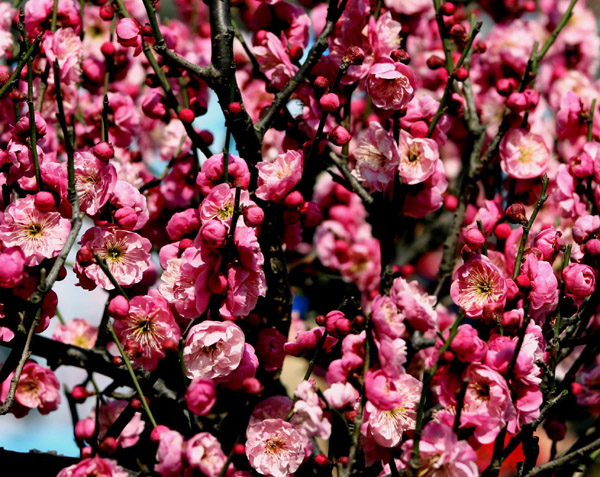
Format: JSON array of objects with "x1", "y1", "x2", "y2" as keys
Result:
[
  {"x1": 199, "y1": 183, "x2": 255, "y2": 226},
  {"x1": 43, "y1": 28, "x2": 82, "y2": 83},
  {"x1": 25, "y1": 0, "x2": 80, "y2": 38},
  {"x1": 112, "y1": 292, "x2": 181, "y2": 370},
  {"x1": 366, "y1": 57, "x2": 416, "y2": 110},
  {"x1": 155, "y1": 429, "x2": 184, "y2": 477},
  {"x1": 353, "y1": 122, "x2": 400, "y2": 193},
  {"x1": 57, "y1": 457, "x2": 128, "y2": 477},
  {"x1": 0, "y1": 247, "x2": 25, "y2": 288},
  {"x1": 500, "y1": 128, "x2": 550, "y2": 179},
  {"x1": 110, "y1": 181, "x2": 149, "y2": 231},
  {"x1": 390, "y1": 277, "x2": 437, "y2": 332},
  {"x1": 94, "y1": 400, "x2": 145, "y2": 449},
  {"x1": 185, "y1": 432, "x2": 229, "y2": 476},
  {"x1": 375, "y1": 335, "x2": 407, "y2": 379},
  {"x1": 116, "y1": 18, "x2": 141, "y2": 55},
  {"x1": 196, "y1": 153, "x2": 250, "y2": 196},
  {"x1": 402, "y1": 160, "x2": 448, "y2": 218},
  {"x1": 246, "y1": 418, "x2": 306, "y2": 477},
  {"x1": 216, "y1": 343, "x2": 259, "y2": 390},
  {"x1": 578, "y1": 367, "x2": 600, "y2": 411},
  {"x1": 74, "y1": 226, "x2": 151, "y2": 290},
  {"x1": 362, "y1": 373, "x2": 422, "y2": 447},
  {"x1": 401, "y1": 423, "x2": 478, "y2": 477},
  {"x1": 256, "y1": 328, "x2": 286, "y2": 371},
  {"x1": 323, "y1": 382, "x2": 359, "y2": 410},
  {"x1": 255, "y1": 150, "x2": 303, "y2": 202},
  {"x1": 563, "y1": 263, "x2": 596, "y2": 300},
  {"x1": 183, "y1": 321, "x2": 245, "y2": 379},
  {"x1": 0, "y1": 196, "x2": 71, "y2": 267},
  {"x1": 52, "y1": 318, "x2": 98, "y2": 349},
  {"x1": 75, "y1": 151, "x2": 117, "y2": 216},
  {"x1": 185, "y1": 378, "x2": 216, "y2": 416},
  {"x1": 371, "y1": 295, "x2": 406, "y2": 339},
  {"x1": 398, "y1": 131, "x2": 440, "y2": 185},
  {"x1": 0, "y1": 361, "x2": 60, "y2": 418},
  {"x1": 522, "y1": 254, "x2": 559, "y2": 319},
  {"x1": 254, "y1": 32, "x2": 298, "y2": 90},
  {"x1": 292, "y1": 380, "x2": 331, "y2": 439},
  {"x1": 534, "y1": 228, "x2": 562, "y2": 261},
  {"x1": 573, "y1": 215, "x2": 600, "y2": 243},
  {"x1": 450, "y1": 324, "x2": 487, "y2": 363},
  {"x1": 450, "y1": 254, "x2": 507, "y2": 318}
]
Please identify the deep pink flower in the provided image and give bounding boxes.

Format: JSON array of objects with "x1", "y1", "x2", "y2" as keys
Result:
[
  {"x1": 0, "y1": 195, "x2": 71, "y2": 266},
  {"x1": 391, "y1": 277, "x2": 437, "y2": 332},
  {"x1": 499, "y1": 128, "x2": 550, "y2": 179},
  {"x1": 256, "y1": 328, "x2": 286, "y2": 371},
  {"x1": 563, "y1": 263, "x2": 596, "y2": 300},
  {"x1": 255, "y1": 150, "x2": 303, "y2": 202},
  {"x1": 366, "y1": 57, "x2": 416, "y2": 111},
  {"x1": 110, "y1": 181, "x2": 149, "y2": 231},
  {"x1": 534, "y1": 228, "x2": 562, "y2": 261},
  {"x1": 196, "y1": 153, "x2": 250, "y2": 196},
  {"x1": 323, "y1": 382, "x2": 359, "y2": 410},
  {"x1": 74, "y1": 226, "x2": 151, "y2": 290},
  {"x1": 57, "y1": 457, "x2": 128, "y2": 477},
  {"x1": 522, "y1": 255, "x2": 559, "y2": 319},
  {"x1": 112, "y1": 292, "x2": 181, "y2": 370},
  {"x1": 0, "y1": 246, "x2": 25, "y2": 288},
  {"x1": 0, "y1": 361, "x2": 60, "y2": 418},
  {"x1": 246, "y1": 418, "x2": 307, "y2": 477},
  {"x1": 183, "y1": 321, "x2": 245, "y2": 379},
  {"x1": 450, "y1": 324, "x2": 487, "y2": 363},
  {"x1": 450, "y1": 254, "x2": 507, "y2": 318},
  {"x1": 185, "y1": 378, "x2": 216, "y2": 416}
]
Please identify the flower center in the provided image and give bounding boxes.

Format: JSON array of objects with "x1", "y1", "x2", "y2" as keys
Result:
[
  {"x1": 266, "y1": 437, "x2": 285, "y2": 453},
  {"x1": 26, "y1": 223, "x2": 43, "y2": 237},
  {"x1": 106, "y1": 246, "x2": 123, "y2": 262},
  {"x1": 217, "y1": 205, "x2": 234, "y2": 220}
]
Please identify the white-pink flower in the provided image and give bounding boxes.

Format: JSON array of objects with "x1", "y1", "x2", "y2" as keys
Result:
[
  {"x1": 246, "y1": 418, "x2": 307, "y2": 477},
  {"x1": 255, "y1": 150, "x2": 303, "y2": 202},
  {"x1": 499, "y1": 128, "x2": 549, "y2": 179},
  {"x1": 398, "y1": 131, "x2": 440, "y2": 185},
  {"x1": 0, "y1": 195, "x2": 71, "y2": 266},
  {"x1": 183, "y1": 321, "x2": 245, "y2": 379},
  {"x1": 57, "y1": 457, "x2": 128, "y2": 477},
  {"x1": 74, "y1": 226, "x2": 151, "y2": 290},
  {"x1": 184, "y1": 432, "x2": 229, "y2": 476},
  {"x1": 366, "y1": 57, "x2": 416, "y2": 111},
  {"x1": 52, "y1": 318, "x2": 98, "y2": 349}
]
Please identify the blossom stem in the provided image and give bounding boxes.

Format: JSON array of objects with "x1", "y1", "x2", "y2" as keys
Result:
[
  {"x1": 107, "y1": 323, "x2": 157, "y2": 427},
  {"x1": 0, "y1": 32, "x2": 42, "y2": 99},
  {"x1": 512, "y1": 174, "x2": 549, "y2": 280},
  {"x1": 588, "y1": 98, "x2": 597, "y2": 142},
  {"x1": 92, "y1": 253, "x2": 130, "y2": 300},
  {"x1": 328, "y1": 152, "x2": 374, "y2": 204}
]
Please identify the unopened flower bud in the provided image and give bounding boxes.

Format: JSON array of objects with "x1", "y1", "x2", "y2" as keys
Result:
[
  {"x1": 524, "y1": 89, "x2": 539, "y2": 108},
  {"x1": 586, "y1": 238, "x2": 600, "y2": 255},
  {"x1": 444, "y1": 194, "x2": 458, "y2": 211},
  {"x1": 228, "y1": 102, "x2": 242, "y2": 115},
  {"x1": 99, "y1": 437, "x2": 118, "y2": 455},
  {"x1": 494, "y1": 223, "x2": 512, "y2": 240},
  {"x1": 390, "y1": 49, "x2": 410, "y2": 64},
  {"x1": 101, "y1": 41, "x2": 116, "y2": 57},
  {"x1": 328, "y1": 126, "x2": 352, "y2": 146},
  {"x1": 77, "y1": 246, "x2": 96, "y2": 267},
  {"x1": 284, "y1": 191, "x2": 304, "y2": 209},
  {"x1": 505, "y1": 202, "x2": 527, "y2": 224},
  {"x1": 289, "y1": 45, "x2": 304, "y2": 63},
  {"x1": 179, "y1": 108, "x2": 195, "y2": 124},
  {"x1": 233, "y1": 443, "x2": 245, "y2": 455},
  {"x1": 200, "y1": 221, "x2": 227, "y2": 248},
  {"x1": 410, "y1": 120, "x2": 429, "y2": 138},
  {"x1": 99, "y1": 5, "x2": 114, "y2": 21},
  {"x1": 464, "y1": 228, "x2": 486, "y2": 249},
  {"x1": 243, "y1": 205, "x2": 264, "y2": 227},
  {"x1": 208, "y1": 273, "x2": 227, "y2": 294},
  {"x1": 301, "y1": 201, "x2": 323, "y2": 227},
  {"x1": 453, "y1": 67, "x2": 469, "y2": 81},
  {"x1": 114, "y1": 206, "x2": 138, "y2": 230},
  {"x1": 71, "y1": 385, "x2": 91, "y2": 403},
  {"x1": 441, "y1": 1, "x2": 455, "y2": 15},
  {"x1": 242, "y1": 377, "x2": 263, "y2": 394},
  {"x1": 544, "y1": 420, "x2": 566, "y2": 442},
  {"x1": 343, "y1": 46, "x2": 365, "y2": 65},
  {"x1": 426, "y1": 55, "x2": 445, "y2": 70},
  {"x1": 515, "y1": 274, "x2": 530, "y2": 290},
  {"x1": 319, "y1": 93, "x2": 340, "y2": 112},
  {"x1": 314, "y1": 76, "x2": 330, "y2": 91},
  {"x1": 315, "y1": 454, "x2": 330, "y2": 466},
  {"x1": 449, "y1": 24, "x2": 467, "y2": 42},
  {"x1": 92, "y1": 141, "x2": 114, "y2": 160},
  {"x1": 34, "y1": 191, "x2": 55, "y2": 212},
  {"x1": 108, "y1": 295, "x2": 130, "y2": 319},
  {"x1": 75, "y1": 419, "x2": 96, "y2": 441},
  {"x1": 496, "y1": 77, "x2": 518, "y2": 96},
  {"x1": 507, "y1": 92, "x2": 528, "y2": 113},
  {"x1": 199, "y1": 130, "x2": 214, "y2": 145}
]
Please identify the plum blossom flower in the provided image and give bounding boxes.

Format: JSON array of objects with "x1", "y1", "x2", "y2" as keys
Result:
[
  {"x1": 451, "y1": 254, "x2": 508, "y2": 318},
  {"x1": 401, "y1": 422, "x2": 478, "y2": 476},
  {"x1": 0, "y1": 247, "x2": 25, "y2": 288},
  {"x1": 0, "y1": 361, "x2": 61, "y2": 418},
  {"x1": 197, "y1": 153, "x2": 251, "y2": 195},
  {"x1": 0, "y1": 196, "x2": 71, "y2": 266},
  {"x1": 52, "y1": 318, "x2": 98, "y2": 349},
  {"x1": 57, "y1": 457, "x2": 128, "y2": 477},
  {"x1": 255, "y1": 150, "x2": 303, "y2": 202},
  {"x1": 95, "y1": 400, "x2": 145, "y2": 449},
  {"x1": 391, "y1": 277, "x2": 437, "y2": 332},
  {"x1": 246, "y1": 418, "x2": 307, "y2": 477},
  {"x1": 353, "y1": 122, "x2": 400, "y2": 193},
  {"x1": 499, "y1": 128, "x2": 550, "y2": 179},
  {"x1": 155, "y1": 429, "x2": 184, "y2": 477},
  {"x1": 366, "y1": 57, "x2": 416, "y2": 110},
  {"x1": 184, "y1": 432, "x2": 229, "y2": 476},
  {"x1": 185, "y1": 378, "x2": 216, "y2": 416},
  {"x1": 183, "y1": 321, "x2": 245, "y2": 379},
  {"x1": 74, "y1": 151, "x2": 117, "y2": 216},
  {"x1": 112, "y1": 292, "x2": 181, "y2": 370},
  {"x1": 563, "y1": 263, "x2": 596, "y2": 300},
  {"x1": 398, "y1": 131, "x2": 440, "y2": 185}
]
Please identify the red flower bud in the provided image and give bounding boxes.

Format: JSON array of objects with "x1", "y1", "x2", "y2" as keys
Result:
[
  {"x1": 453, "y1": 67, "x2": 469, "y2": 82},
  {"x1": 328, "y1": 126, "x2": 352, "y2": 146},
  {"x1": 319, "y1": 93, "x2": 340, "y2": 112},
  {"x1": 71, "y1": 385, "x2": 91, "y2": 403},
  {"x1": 101, "y1": 41, "x2": 116, "y2": 57},
  {"x1": 494, "y1": 223, "x2": 512, "y2": 240},
  {"x1": 108, "y1": 295, "x2": 130, "y2": 319},
  {"x1": 179, "y1": 108, "x2": 195, "y2": 124},
  {"x1": 426, "y1": 55, "x2": 445, "y2": 70},
  {"x1": 505, "y1": 202, "x2": 527, "y2": 224},
  {"x1": 390, "y1": 49, "x2": 410, "y2": 64},
  {"x1": 289, "y1": 45, "x2": 304, "y2": 63},
  {"x1": 284, "y1": 191, "x2": 304, "y2": 209},
  {"x1": 464, "y1": 228, "x2": 486, "y2": 249},
  {"x1": 301, "y1": 201, "x2": 323, "y2": 227},
  {"x1": 99, "y1": 5, "x2": 114, "y2": 21},
  {"x1": 34, "y1": 191, "x2": 55, "y2": 212},
  {"x1": 243, "y1": 205, "x2": 264, "y2": 227},
  {"x1": 99, "y1": 437, "x2": 118, "y2": 455},
  {"x1": 314, "y1": 76, "x2": 330, "y2": 91},
  {"x1": 441, "y1": 1, "x2": 455, "y2": 15},
  {"x1": 92, "y1": 141, "x2": 115, "y2": 160},
  {"x1": 444, "y1": 194, "x2": 458, "y2": 211},
  {"x1": 496, "y1": 77, "x2": 518, "y2": 96},
  {"x1": 77, "y1": 246, "x2": 96, "y2": 267},
  {"x1": 515, "y1": 274, "x2": 531, "y2": 290},
  {"x1": 507, "y1": 92, "x2": 528, "y2": 113},
  {"x1": 344, "y1": 46, "x2": 365, "y2": 65},
  {"x1": 228, "y1": 102, "x2": 242, "y2": 115}
]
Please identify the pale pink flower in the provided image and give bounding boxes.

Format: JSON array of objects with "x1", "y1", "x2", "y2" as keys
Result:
[
  {"x1": 362, "y1": 373, "x2": 422, "y2": 447},
  {"x1": 402, "y1": 160, "x2": 448, "y2": 218},
  {"x1": 183, "y1": 321, "x2": 245, "y2": 379},
  {"x1": 184, "y1": 432, "x2": 229, "y2": 476},
  {"x1": 52, "y1": 318, "x2": 98, "y2": 349},
  {"x1": 450, "y1": 254, "x2": 507, "y2": 318},
  {"x1": 75, "y1": 226, "x2": 151, "y2": 290},
  {"x1": 323, "y1": 382, "x2": 359, "y2": 410},
  {"x1": 246, "y1": 418, "x2": 306, "y2": 477},
  {"x1": 0, "y1": 361, "x2": 60, "y2": 418},
  {"x1": 522, "y1": 255, "x2": 559, "y2": 319},
  {"x1": 390, "y1": 277, "x2": 437, "y2": 332},
  {"x1": 215, "y1": 343, "x2": 259, "y2": 390},
  {"x1": 75, "y1": 151, "x2": 117, "y2": 216},
  {"x1": 365, "y1": 369, "x2": 415, "y2": 411},
  {"x1": 450, "y1": 324, "x2": 487, "y2": 363},
  {"x1": 199, "y1": 183, "x2": 255, "y2": 226},
  {"x1": 43, "y1": 27, "x2": 82, "y2": 83},
  {"x1": 110, "y1": 181, "x2": 149, "y2": 231},
  {"x1": 155, "y1": 429, "x2": 184, "y2": 477},
  {"x1": 375, "y1": 335, "x2": 407, "y2": 379},
  {"x1": 339, "y1": 238, "x2": 381, "y2": 293},
  {"x1": 221, "y1": 265, "x2": 267, "y2": 319},
  {"x1": 112, "y1": 292, "x2": 181, "y2": 370},
  {"x1": 0, "y1": 3, "x2": 14, "y2": 58},
  {"x1": 353, "y1": 122, "x2": 400, "y2": 193},
  {"x1": 384, "y1": 0, "x2": 431, "y2": 15},
  {"x1": 96, "y1": 400, "x2": 145, "y2": 448},
  {"x1": 366, "y1": 57, "x2": 416, "y2": 111},
  {"x1": 398, "y1": 131, "x2": 440, "y2": 185},
  {"x1": 400, "y1": 422, "x2": 478, "y2": 477},
  {"x1": 292, "y1": 380, "x2": 331, "y2": 439},
  {"x1": 499, "y1": 128, "x2": 550, "y2": 179},
  {"x1": 255, "y1": 150, "x2": 303, "y2": 202},
  {"x1": 57, "y1": 457, "x2": 128, "y2": 477},
  {"x1": 254, "y1": 32, "x2": 298, "y2": 90},
  {"x1": 0, "y1": 195, "x2": 71, "y2": 266},
  {"x1": 249, "y1": 396, "x2": 293, "y2": 426},
  {"x1": 371, "y1": 295, "x2": 406, "y2": 339}
]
